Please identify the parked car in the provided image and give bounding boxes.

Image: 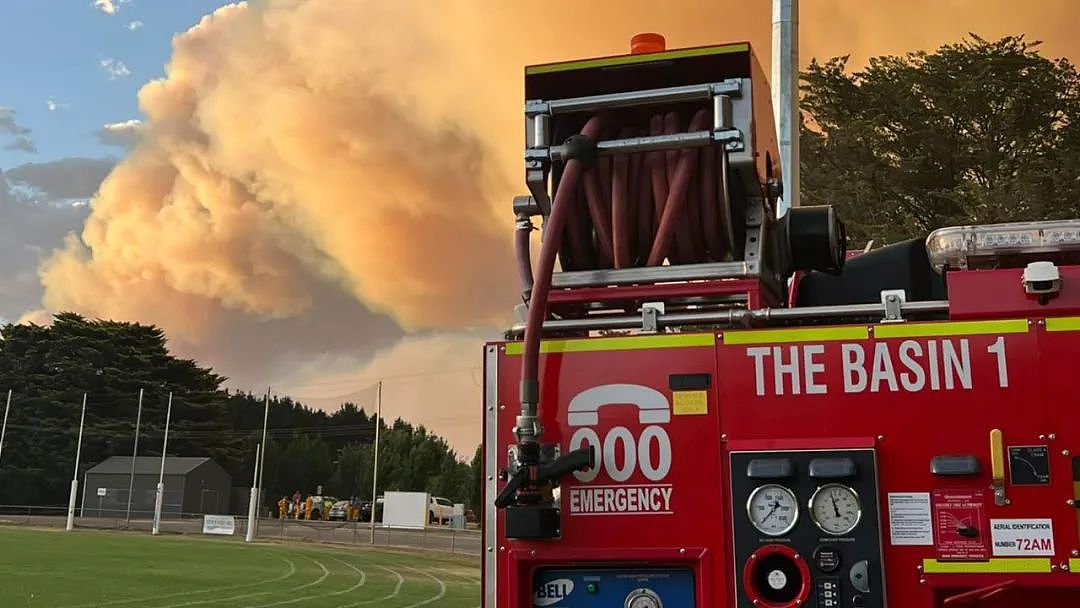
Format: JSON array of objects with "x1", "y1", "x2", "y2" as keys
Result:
[
  {"x1": 328, "y1": 500, "x2": 351, "y2": 521},
  {"x1": 360, "y1": 497, "x2": 383, "y2": 523},
  {"x1": 429, "y1": 496, "x2": 454, "y2": 525}
]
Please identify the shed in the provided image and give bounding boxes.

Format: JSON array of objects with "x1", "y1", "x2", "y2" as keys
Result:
[{"x1": 80, "y1": 456, "x2": 232, "y2": 519}]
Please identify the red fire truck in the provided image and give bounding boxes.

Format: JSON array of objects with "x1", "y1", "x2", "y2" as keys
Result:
[{"x1": 482, "y1": 9, "x2": 1080, "y2": 608}]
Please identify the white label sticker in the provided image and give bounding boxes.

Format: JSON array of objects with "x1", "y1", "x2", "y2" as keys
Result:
[
  {"x1": 990, "y1": 518, "x2": 1055, "y2": 556},
  {"x1": 888, "y1": 492, "x2": 933, "y2": 546}
]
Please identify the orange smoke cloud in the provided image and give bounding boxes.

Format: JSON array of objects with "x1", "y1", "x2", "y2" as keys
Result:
[{"x1": 34, "y1": 1, "x2": 521, "y2": 342}]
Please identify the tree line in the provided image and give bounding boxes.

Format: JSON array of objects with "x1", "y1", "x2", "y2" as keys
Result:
[{"x1": 0, "y1": 312, "x2": 481, "y2": 513}]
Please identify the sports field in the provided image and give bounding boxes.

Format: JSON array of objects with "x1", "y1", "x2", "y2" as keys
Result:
[{"x1": 0, "y1": 527, "x2": 480, "y2": 607}]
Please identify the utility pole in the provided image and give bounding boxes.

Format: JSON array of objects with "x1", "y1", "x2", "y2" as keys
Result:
[
  {"x1": 0, "y1": 389, "x2": 12, "y2": 466},
  {"x1": 152, "y1": 392, "x2": 172, "y2": 535},
  {"x1": 772, "y1": 0, "x2": 800, "y2": 216},
  {"x1": 369, "y1": 380, "x2": 382, "y2": 544},
  {"x1": 253, "y1": 389, "x2": 270, "y2": 537},
  {"x1": 125, "y1": 388, "x2": 144, "y2": 525},
  {"x1": 66, "y1": 393, "x2": 87, "y2": 532},
  {"x1": 245, "y1": 442, "x2": 260, "y2": 542}
]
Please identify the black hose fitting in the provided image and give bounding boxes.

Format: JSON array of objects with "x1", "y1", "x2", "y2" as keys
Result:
[
  {"x1": 561, "y1": 134, "x2": 599, "y2": 167},
  {"x1": 520, "y1": 380, "x2": 539, "y2": 405}
]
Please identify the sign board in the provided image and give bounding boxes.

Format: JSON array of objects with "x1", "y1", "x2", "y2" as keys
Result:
[
  {"x1": 97, "y1": 488, "x2": 107, "y2": 497},
  {"x1": 991, "y1": 518, "x2": 1055, "y2": 556},
  {"x1": 382, "y1": 491, "x2": 428, "y2": 529},
  {"x1": 932, "y1": 489, "x2": 990, "y2": 560},
  {"x1": 202, "y1": 514, "x2": 236, "y2": 536},
  {"x1": 887, "y1": 492, "x2": 933, "y2": 546}
]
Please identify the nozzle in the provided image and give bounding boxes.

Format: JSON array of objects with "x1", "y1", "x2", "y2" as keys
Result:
[{"x1": 630, "y1": 33, "x2": 665, "y2": 55}]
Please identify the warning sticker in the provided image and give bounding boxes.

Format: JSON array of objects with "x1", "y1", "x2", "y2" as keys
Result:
[
  {"x1": 672, "y1": 390, "x2": 708, "y2": 415},
  {"x1": 887, "y1": 492, "x2": 933, "y2": 546},
  {"x1": 932, "y1": 489, "x2": 990, "y2": 560},
  {"x1": 990, "y1": 519, "x2": 1055, "y2": 556}
]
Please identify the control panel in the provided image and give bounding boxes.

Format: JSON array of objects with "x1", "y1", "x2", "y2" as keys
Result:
[
  {"x1": 532, "y1": 567, "x2": 695, "y2": 608},
  {"x1": 729, "y1": 449, "x2": 885, "y2": 608}
]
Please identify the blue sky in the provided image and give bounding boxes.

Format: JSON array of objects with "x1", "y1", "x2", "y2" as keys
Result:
[{"x1": 0, "y1": 0, "x2": 230, "y2": 168}]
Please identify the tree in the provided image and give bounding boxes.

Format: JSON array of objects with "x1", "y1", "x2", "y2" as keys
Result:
[
  {"x1": 801, "y1": 35, "x2": 1080, "y2": 246},
  {"x1": 0, "y1": 314, "x2": 475, "y2": 510},
  {"x1": 469, "y1": 445, "x2": 482, "y2": 515}
]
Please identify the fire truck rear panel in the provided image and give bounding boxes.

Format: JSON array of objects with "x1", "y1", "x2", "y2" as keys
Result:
[{"x1": 484, "y1": 316, "x2": 1080, "y2": 607}]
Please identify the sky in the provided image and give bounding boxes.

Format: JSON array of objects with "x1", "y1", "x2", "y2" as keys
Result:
[
  {"x1": 3, "y1": 0, "x2": 1080, "y2": 457},
  {"x1": 0, "y1": 1, "x2": 228, "y2": 166}
]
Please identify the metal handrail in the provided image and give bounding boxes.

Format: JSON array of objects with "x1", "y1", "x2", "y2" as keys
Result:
[{"x1": 507, "y1": 300, "x2": 951, "y2": 336}]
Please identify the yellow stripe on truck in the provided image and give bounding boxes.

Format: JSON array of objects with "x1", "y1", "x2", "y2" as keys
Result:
[
  {"x1": 526, "y1": 43, "x2": 749, "y2": 75},
  {"x1": 506, "y1": 318, "x2": 1036, "y2": 354},
  {"x1": 874, "y1": 319, "x2": 1029, "y2": 339},
  {"x1": 503, "y1": 333, "x2": 714, "y2": 356},
  {"x1": 1045, "y1": 316, "x2": 1080, "y2": 332},
  {"x1": 722, "y1": 326, "x2": 868, "y2": 345},
  {"x1": 921, "y1": 558, "x2": 1052, "y2": 574}
]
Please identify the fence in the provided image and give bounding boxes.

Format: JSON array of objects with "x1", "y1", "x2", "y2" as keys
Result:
[{"x1": 0, "y1": 507, "x2": 482, "y2": 557}]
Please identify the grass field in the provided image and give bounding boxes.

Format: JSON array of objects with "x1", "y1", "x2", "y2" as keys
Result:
[{"x1": 0, "y1": 527, "x2": 480, "y2": 607}]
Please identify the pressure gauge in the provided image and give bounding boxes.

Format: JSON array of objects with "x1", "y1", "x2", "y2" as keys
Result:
[
  {"x1": 809, "y1": 484, "x2": 862, "y2": 535},
  {"x1": 747, "y1": 484, "x2": 799, "y2": 536},
  {"x1": 624, "y1": 588, "x2": 662, "y2": 608}
]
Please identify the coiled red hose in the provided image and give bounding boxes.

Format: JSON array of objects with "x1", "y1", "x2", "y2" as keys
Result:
[
  {"x1": 518, "y1": 107, "x2": 731, "y2": 442},
  {"x1": 552, "y1": 108, "x2": 727, "y2": 272}
]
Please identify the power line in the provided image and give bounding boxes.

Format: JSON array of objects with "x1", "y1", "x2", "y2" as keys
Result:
[{"x1": 275, "y1": 367, "x2": 481, "y2": 402}]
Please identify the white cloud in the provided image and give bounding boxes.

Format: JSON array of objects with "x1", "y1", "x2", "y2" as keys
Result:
[
  {"x1": 95, "y1": 119, "x2": 144, "y2": 147},
  {"x1": 127, "y1": 20, "x2": 143, "y2": 31},
  {"x1": 92, "y1": 0, "x2": 130, "y2": 15},
  {"x1": 99, "y1": 58, "x2": 131, "y2": 80},
  {"x1": 45, "y1": 99, "x2": 69, "y2": 112}
]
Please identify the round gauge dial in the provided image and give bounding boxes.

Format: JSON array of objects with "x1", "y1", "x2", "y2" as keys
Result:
[
  {"x1": 747, "y1": 484, "x2": 799, "y2": 536},
  {"x1": 809, "y1": 484, "x2": 862, "y2": 535}
]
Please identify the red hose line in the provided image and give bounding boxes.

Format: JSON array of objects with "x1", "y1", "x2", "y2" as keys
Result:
[
  {"x1": 663, "y1": 112, "x2": 679, "y2": 185},
  {"x1": 648, "y1": 117, "x2": 668, "y2": 228},
  {"x1": 634, "y1": 150, "x2": 654, "y2": 263},
  {"x1": 700, "y1": 144, "x2": 721, "y2": 260},
  {"x1": 584, "y1": 168, "x2": 614, "y2": 267},
  {"x1": 564, "y1": 186, "x2": 594, "y2": 270},
  {"x1": 683, "y1": 176, "x2": 704, "y2": 261},
  {"x1": 522, "y1": 115, "x2": 608, "y2": 392},
  {"x1": 648, "y1": 108, "x2": 710, "y2": 266},
  {"x1": 514, "y1": 215, "x2": 534, "y2": 295},
  {"x1": 598, "y1": 156, "x2": 613, "y2": 213},
  {"x1": 612, "y1": 145, "x2": 631, "y2": 269}
]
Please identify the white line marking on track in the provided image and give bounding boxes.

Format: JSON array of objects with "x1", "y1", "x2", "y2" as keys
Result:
[
  {"x1": 246, "y1": 557, "x2": 366, "y2": 607},
  {"x1": 334, "y1": 565, "x2": 404, "y2": 608},
  {"x1": 155, "y1": 555, "x2": 330, "y2": 608},
  {"x1": 399, "y1": 567, "x2": 447, "y2": 608},
  {"x1": 55, "y1": 555, "x2": 297, "y2": 608},
  {"x1": 427, "y1": 566, "x2": 480, "y2": 583}
]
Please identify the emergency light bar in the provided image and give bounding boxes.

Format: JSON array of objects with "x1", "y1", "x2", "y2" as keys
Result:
[{"x1": 926, "y1": 219, "x2": 1080, "y2": 271}]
